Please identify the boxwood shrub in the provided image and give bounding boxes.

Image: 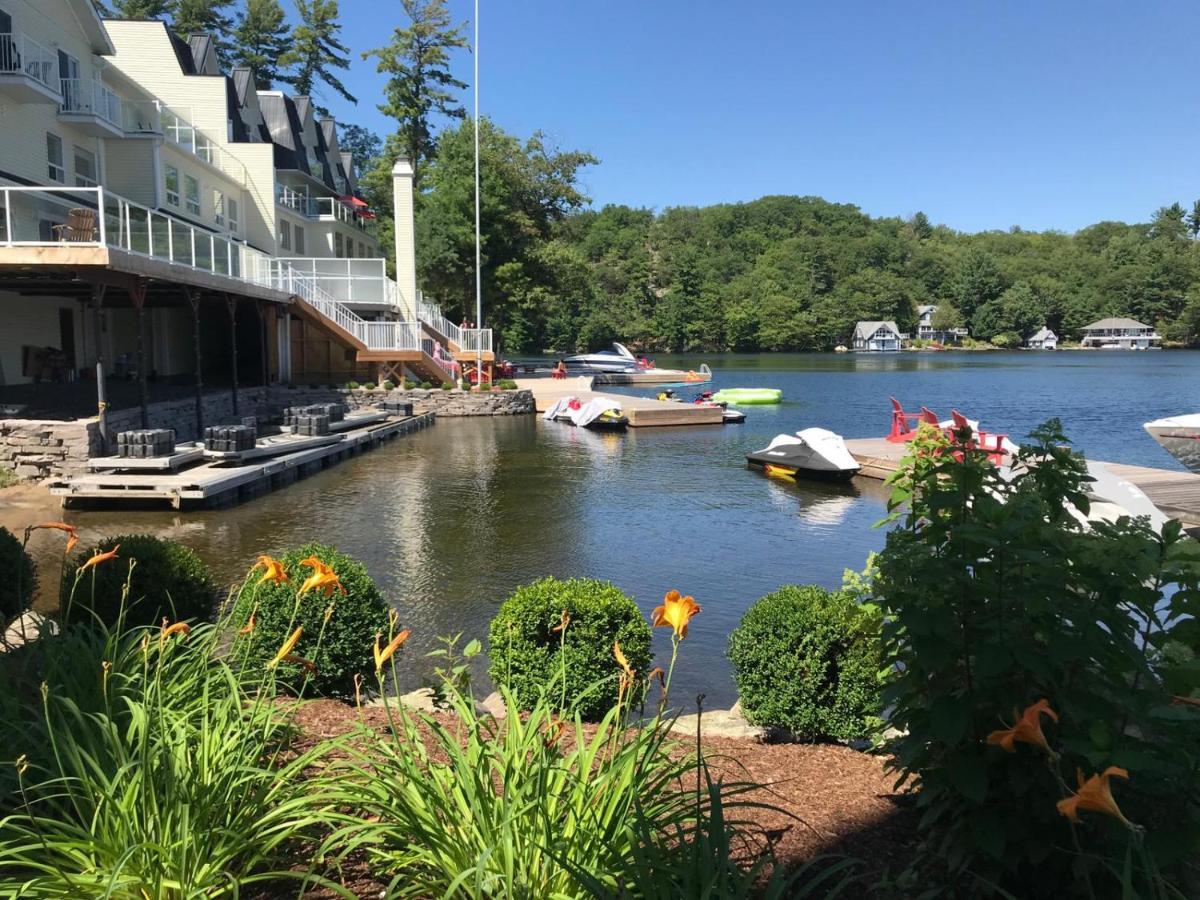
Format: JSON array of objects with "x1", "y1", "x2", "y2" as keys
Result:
[
  {"x1": 0, "y1": 526, "x2": 34, "y2": 624},
  {"x1": 728, "y1": 585, "x2": 882, "y2": 741},
  {"x1": 64, "y1": 534, "x2": 217, "y2": 629},
  {"x1": 488, "y1": 577, "x2": 652, "y2": 720},
  {"x1": 232, "y1": 543, "x2": 390, "y2": 696}
]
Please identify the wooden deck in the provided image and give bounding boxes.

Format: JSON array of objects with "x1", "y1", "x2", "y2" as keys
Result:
[
  {"x1": 845, "y1": 437, "x2": 1200, "y2": 527},
  {"x1": 592, "y1": 369, "x2": 711, "y2": 386},
  {"x1": 516, "y1": 376, "x2": 723, "y2": 427},
  {"x1": 49, "y1": 413, "x2": 433, "y2": 510}
]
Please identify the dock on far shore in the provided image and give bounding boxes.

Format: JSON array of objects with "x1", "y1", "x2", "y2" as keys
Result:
[
  {"x1": 845, "y1": 437, "x2": 1200, "y2": 529},
  {"x1": 516, "y1": 375, "x2": 723, "y2": 427}
]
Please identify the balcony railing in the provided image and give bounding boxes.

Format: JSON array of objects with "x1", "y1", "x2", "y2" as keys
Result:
[
  {"x1": 274, "y1": 257, "x2": 402, "y2": 309},
  {"x1": 421, "y1": 338, "x2": 459, "y2": 378},
  {"x1": 0, "y1": 32, "x2": 56, "y2": 90},
  {"x1": 59, "y1": 78, "x2": 122, "y2": 127},
  {"x1": 459, "y1": 328, "x2": 493, "y2": 353},
  {"x1": 275, "y1": 185, "x2": 375, "y2": 233},
  {"x1": 161, "y1": 107, "x2": 245, "y2": 179}
]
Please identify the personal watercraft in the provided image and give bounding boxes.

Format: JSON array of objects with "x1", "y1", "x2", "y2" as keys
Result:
[
  {"x1": 543, "y1": 396, "x2": 629, "y2": 431},
  {"x1": 746, "y1": 428, "x2": 860, "y2": 481}
]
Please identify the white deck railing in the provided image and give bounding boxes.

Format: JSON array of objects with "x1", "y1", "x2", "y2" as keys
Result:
[
  {"x1": 160, "y1": 107, "x2": 245, "y2": 180},
  {"x1": 459, "y1": 328, "x2": 494, "y2": 353},
  {"x1": 60, "y1": 78, "x2": 122, "y2": 128},
  {"x1": 0, "y1": 32, "x2": 56, "y2": 90},
  {"x1": 274, "y1": 257, "x2": 401, "y2": 310}
]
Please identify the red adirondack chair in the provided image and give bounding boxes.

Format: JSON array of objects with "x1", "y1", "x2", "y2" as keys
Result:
[
  {"x1": 950, "y1": 410, "x2": 1009, "y2": 464},
  {"x1": 887, "y1": 397, "x2": 922, "y2": 443}
]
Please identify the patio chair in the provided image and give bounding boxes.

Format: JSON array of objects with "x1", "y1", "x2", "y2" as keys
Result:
[
  {"x1": 51, "y1": 208, "x2": 98, "y2": 243},
  {"x1": 887, "y1": 397, "x2": 923, "y2": 443},
  {"x1": 950, "y1": 410, "x2": 1009, "y2": 464}
]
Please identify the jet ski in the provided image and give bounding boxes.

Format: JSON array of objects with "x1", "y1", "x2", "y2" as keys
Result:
[
  {"x1": 746, "y1": 428, "x2": 860, "y2": 482},
  {"x1": 543, "y1": 396, "x2": 629, "y2": 431}
]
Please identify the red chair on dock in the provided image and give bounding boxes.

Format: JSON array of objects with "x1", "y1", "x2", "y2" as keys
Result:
[
  {"x1": 950, "y1": 410, "x2": 1009, "y2": 464},
  {"x1": 888, "y1": 397, "x2": 931, "y2": 443}
]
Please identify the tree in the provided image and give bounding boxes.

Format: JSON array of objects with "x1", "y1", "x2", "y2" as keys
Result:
[
  {"x1": 365, "y1": 0, "x2": 468, "y2": 188},
  {"x1": 1150, "y1": 202, "x2": 1188, "y2": 241},
  {"x1": 952, "y1": 247, "x2": 1006, "y2": 320},
  {"x1": 280, "y1": 0, "x2": 356, "y2": 109},
  {"x1": 103, "y1": 0, "x2": 171, "y2": 16},
  {"x1": 337, "y1": 125, "x2": 383, "y2": 183},
  {"x1": 232, "y1": 0, "x2": 291, "y2": 89},
  {"x1": 171, "y1": 0, "x2": 235, "y2": 65},
  {"x1": 1189, "y1": 200, "x2": 1200, "y2": 240}
]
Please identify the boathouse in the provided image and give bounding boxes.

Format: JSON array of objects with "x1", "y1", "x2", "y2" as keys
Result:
[
  {"x1": 1026, "y1": 327, "x2": 1058, "y2": 350},
  {"x1": 852, "y1": 321, "x2": 902, "y2": 352},
  {"x1": 1079, "y1": 318, "x2": 1161, "y2": 350}
]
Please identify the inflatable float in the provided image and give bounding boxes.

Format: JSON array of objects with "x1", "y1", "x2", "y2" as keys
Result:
[{"x1": 711, "y1": 388, "x2": 782, "y2": 405}]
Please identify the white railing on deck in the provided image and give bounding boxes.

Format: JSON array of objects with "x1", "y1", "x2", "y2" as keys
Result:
[
  {"x1": 161, "y1": 107, "x2": 245, "y2": 180},
  {"x1": 274, "y1": 257, "x2": 402, "y2": 310},
  {"x1": 417, "y1": 298, "x2": 462, "y2": 346},
  {"x1": 0, "y1": 32, "x2": 56, "y2": 90},
  {"x1": 460, "y1": 328, "x2": 493, "y2": 353},
  {"x1": 122, "y1": 99, "x2": 161, "y2": 135},
  {"x1": 60, "y1": 78, "x2": 122, "y2": 127},
  {"x1": 421, "y1": 339, "x2": 459, "y2": 379}
]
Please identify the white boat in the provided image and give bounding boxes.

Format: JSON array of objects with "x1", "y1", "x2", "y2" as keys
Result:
[
  {"x1": 1143, "y1": 414, "x2": 1200, "y2": 473},
  {"x1": 542, "y1": 397, "x2": 629, "y2": 431},
  {"x1": 745, "y1": 428, "x2": 861, "y2": 482},
  {"x1": 564, "y1": 342, "x2": 641, "y2": 373}
]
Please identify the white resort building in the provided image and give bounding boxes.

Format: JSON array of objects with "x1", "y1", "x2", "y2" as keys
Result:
[
  {"x1": 915, "y1": 304, "x2": 968, "y2": 344},
  {"x1": 1079, "y1": 318, "x2": 1160, "y2": 350},
  {"x1": 852, "y1": 320, "x2": 902, "y2": 352},
  {"x1": 1026, "y1": 327, "x2": 1057, "y2": 350},
  {"x1": 0, "y1": 0, "x2": 491, "y2": 433}
]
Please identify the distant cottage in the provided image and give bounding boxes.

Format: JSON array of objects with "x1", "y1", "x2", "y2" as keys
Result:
[
  {"x1": 853, "y1": 321, "x2": 902, "y2": 352},
  {"x1": 1079, "y1": 318, "x2": 1160, "y2": 350},
  {"x1": 1026, "y1": 327, "x2": 1058, "y2": 350},
  {"x1": 915, "y1": 304, "x2": 969, "y2": 344}
]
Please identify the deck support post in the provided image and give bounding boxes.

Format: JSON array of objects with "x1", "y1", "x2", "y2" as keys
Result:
[
  {"x1": 225, "y1": 294, "x2": 239, "y2": 416},
  {"x1": 183, "y1": 287, "x2": 204, "y2": 437},
  {"x1": 257, "y1": 301, "x2": 269, "y2": 387},
  {"x1": 90, "y1": 284, "x2": 109, "y2": 454},
  {"x1": 130, "y1": 278, "x2": 149, "y2": 429}
]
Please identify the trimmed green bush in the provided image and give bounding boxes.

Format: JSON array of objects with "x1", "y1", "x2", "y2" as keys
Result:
[
  {"x1": 64, "y1": 534, "x2": 217, "y2": 629},
  {"x1": 488, "y1": 577, "x2": 652, "y2": 720},
  {"x1": 729, "y1": 585, "x2": 881, "y2": 741},
  {"x1": 231, "y1": 543, "x2": 390, "y2": 695},
  {"x1": 345, "y1": 380, "x2": 360, "y2": 390},
  {"x1": 419, "y1": 381, "x2": 433, "y2": 390},
  {"x1": 363, "y1": 381, "x2": 377, "y2": 391},
  {"x1": 382, "y1": 380, "x2": 396, "y2": 391},
  {"x1": 0, "y1": 526, "x2": 34, "y2": 623},
  {"x1": 441, "y1": 382, "x2": 455, "y2": 391}
]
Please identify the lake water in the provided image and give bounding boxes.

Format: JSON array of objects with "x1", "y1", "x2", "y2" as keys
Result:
[{"x1": 21, "y1": 351, "x2": 1200, "y2": 706}]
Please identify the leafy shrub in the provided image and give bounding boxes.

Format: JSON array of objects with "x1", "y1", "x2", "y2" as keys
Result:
[
  {"x1": 0, "y1": 526, "x2": 33, "y2": 624},
  {"x1": 345, "y1": 380, "x2": 360, "y2": 390},
  {"x1": 876, "y1": 420, "x2": 1200, "y2": 895},
  {"x1": 64, "y1": 534, "x2": 216, "y2": 629},
  {"x1": 441, "y1": 382, "x2": 455, "y2": 391},
  {"x1": 232, "y1": 543, "x2": 390, "y2": 695},
  {"x1": 495, "y1": 379, "x2": 519, "y2": 390},
  {"x1": 729, "y1": 585, "x2": 881, "y2": 741},
  {"x1": 419, "y1": 381, "x2": 432, "y2": 389},
  {"x1": 488, "y1": 577, "x2": 651, "y2": 720},
  {"x1": 382, "y1": 380, "x2": 396, "y2": 391},
  {"x1": 0, "y1": 467, "x2": 17, "y2": 489},
  {"x1": 363, "y1": 381, "x2": 377, "y2": 391}
]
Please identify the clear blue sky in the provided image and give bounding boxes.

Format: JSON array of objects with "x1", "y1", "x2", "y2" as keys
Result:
[{"x1": 320, "y1": 0, "x2": 1197, "y2": 234}]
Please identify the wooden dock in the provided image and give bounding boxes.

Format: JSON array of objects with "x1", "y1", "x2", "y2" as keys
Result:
[
  {"x1": 49, "y1": 413, "x2": 434, "y2": 510},
  {"x1": 516, "y1": 376, "x2": 723, "y2": 427},
  {"x1": 845, "y1": 437, "x2": 1200, "y2": 527},
  {"x1": 592, "y1": 369, "x2": 711, "y2": 386}
]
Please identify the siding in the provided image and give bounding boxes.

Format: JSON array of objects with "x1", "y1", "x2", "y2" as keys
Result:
[{"x1": 0, "y1": 290, "x2": 85, "y2": 385}]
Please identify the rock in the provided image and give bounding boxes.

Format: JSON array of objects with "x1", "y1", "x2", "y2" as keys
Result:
[
  {"x1": 669, "y1": 706, "x2": 774, "y2": 742},
  {"x1": 1, "y1": 610, "x2": 58, "y2": 652},
  {"x1": 364, "y1": 686, "x2": 439, "y2": 713},
  {"x1": 477, "y1": 691, "x2": 508, "y2": 720}
]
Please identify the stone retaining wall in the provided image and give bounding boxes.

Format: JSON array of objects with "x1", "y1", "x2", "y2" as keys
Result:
[{"x1": 0, "y1": 387, "x2": 534, "y2": 482}]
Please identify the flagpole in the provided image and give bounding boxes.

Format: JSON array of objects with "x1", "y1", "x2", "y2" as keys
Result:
[{"x1": 473, "y1": 0, "x2": 482, "y2": 387}]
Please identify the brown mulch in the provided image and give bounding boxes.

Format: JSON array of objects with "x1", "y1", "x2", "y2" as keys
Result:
[{"x1": 255, "y1": 699, "x2": 919, "y2": 897}]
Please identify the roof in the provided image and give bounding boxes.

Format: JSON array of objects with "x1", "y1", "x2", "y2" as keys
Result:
[
  {"x1": 71, "y1": 0, "x2": 116, "y2": 55},
  {"x1": 1082, "y1": 317, "x2": 1150, "y2": 331},
  {"x1": 1028, "y1": 327, "x2": 1056, "y2": 342},
  {"x1": 854, "y1": 321, "x2": 900, "y2": 339},
  {"x1": 917, "y1": 304, "x2": 937, "y2": 316}
]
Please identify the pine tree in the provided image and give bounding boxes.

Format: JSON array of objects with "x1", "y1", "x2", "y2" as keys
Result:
[
  {"x1": 171, "y1": 0, "x2": 236, "y2": 65},
  {"x1": 232, "y1": 0, "x2": 292, "y2": 89},
  {"x1": 280, "y1": 0, "x2": 356, "y2": 108},
  {"x1": 365, "y1": 0, "x2": 467, "y2": 188},
  {"x1": 103, "y1": 0, "x2": 172, "y2": 17}
]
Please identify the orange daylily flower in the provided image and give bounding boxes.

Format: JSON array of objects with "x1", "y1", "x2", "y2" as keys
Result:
[
  {"x1": 238, "y1": 613, "x2": 257, "y2": 636},
  {"x1": 254, "y1": 555, "x2": 288, "y2": 586},
  {"x1": 281, "y1": 654, "x2": 318, "y2": 675},
  {"x1": 297, "y1": 557, "x2": 346, "y2": 598},
  {"x1": 651, "y1": 590, "x2": 701, "y2": 640},
  {"x1": 552, "y1": 609, "x2": 570, "y2": 633},
  {"x1": 543, "y1": 716, "x2": 567, "y2": 749},
  {"x1": 986, "y1": 699, "x2": 1059, "y2": 754},
  {"x1": 1056, "y1": 766, "x2": 1135, "y2": 829},
  {"x1": 373, "y1": 628, "x2": 412, "y2": 671},
  {"x1": 269, "y1": 627, "x2": 303, "y2": 667},
  {"x1": 80, "y1": 545, "x2": 120, "y2": 572},
  {"x1": 35, "y1": 522, "x2": 79, "y2": 553},
  {"x1": 614, "y1": 640, "x2": 635, "y2": 687},
  {"x1": 159, "y1": 621, "x2": 190, "y2": 645},
  {"x1": 648, "y1": 666, "x2": 666, "y2": 689}
]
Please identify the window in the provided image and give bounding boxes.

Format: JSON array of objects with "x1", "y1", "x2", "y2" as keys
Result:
[
  {"x1": 279, "y1": 219, "x2": 291, "y2": 251},
  {"x1": 73, "y1": 146, "x2": 97, "y2": 187},
  {"x1": 346, "y1": 236, "x2": 354, "y2": 258},
  {"x1": 46, "y1": 134, "x2": 65, "y2": 183},
  {"x1": 334, "y1": 232, "x2": 343, "y2": 257},
  {"x1": 358, "y1": 241, "x2": 366, "y2": 258},
  {"x1": 164, "y1": 165, "x2": 180, "y2": 206},
  {"x1": 227, "y1": 197, "x2": 238, "y2": 233},
  {"x1": 184, "y1": 174, "x2": 200, "y2": 215},
  {"x1": 293, "y1": 225, "x2": 304, "y2": 255},
  {"x1": 213, "y1": 190, "x2": 224, "y2": 227}
]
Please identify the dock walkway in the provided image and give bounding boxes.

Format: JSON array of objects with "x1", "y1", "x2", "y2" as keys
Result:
[
  {"x1": 845, "y1": 437, "x2": 1200, "y2": 527},
  {"x1": 515, "y1": 376, "x2": 722, "y2": 427}
]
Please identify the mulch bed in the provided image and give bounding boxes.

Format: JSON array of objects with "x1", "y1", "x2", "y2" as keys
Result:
[{"x1": 252, "y1": 699, "x2": 919, "y2": 897}]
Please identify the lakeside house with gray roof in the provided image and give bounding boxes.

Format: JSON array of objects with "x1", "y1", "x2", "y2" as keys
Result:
[
  {"x1": 1079, "y1": 317, "x2": 1160, "y2": 350},
  {"x1": 853, "y1": 320, "x2": 902, "y2": 352}
]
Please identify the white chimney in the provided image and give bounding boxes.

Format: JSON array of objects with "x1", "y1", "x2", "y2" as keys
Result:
[{"x1": 391, "y1": 158, "x2": 418, "y2": 321}]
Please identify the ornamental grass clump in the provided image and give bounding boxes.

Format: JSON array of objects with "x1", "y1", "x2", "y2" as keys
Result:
[
  {"x1": 487, "y1": 577, "x2": 652, "y2": 720},
  {"x1": 231, "y1": 542, "x2": 390, "y2": 695},
  {"x1": 729, "y1": 585, "x2": 882, "y2": 741},
  {"x1": 874, "y1": 419, "x2": 1200, "y2": 897},
  {"x1": 0, "y1": 550, "x2": 335, "y2": 897}
]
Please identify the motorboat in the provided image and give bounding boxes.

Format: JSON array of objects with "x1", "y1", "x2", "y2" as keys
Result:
[
  {"x1": 543, "y1": 396, "x2": 629, "y2": 431},
  {"x1": 1143, "y1": 414, "x2": 1200, "y2": 473},
  {"x1": 564, "y1": 343, "x2": 642, "y2": 374},
  {"x1": 746, "y1": 428, "x2": 860, "y2": 482}
]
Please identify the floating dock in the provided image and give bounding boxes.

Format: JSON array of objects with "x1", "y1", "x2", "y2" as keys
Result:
[
  {"x1": 50, "y1": 413, "x2": 433, "y2": 510},
  {"x1": 516, "y1": 376, "x2": 723, "y2": 427},
  {"x1": 845, "y1": 437, "x2": 1200, "y2": 528},
  {"x1": 592, "y1": 369, "x2": 711, "y2": 386}
]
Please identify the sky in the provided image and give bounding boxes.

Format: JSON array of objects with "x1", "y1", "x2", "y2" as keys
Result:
[{"x1": 317, "y1": 0, "x2": 1199, "y2": 234}]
